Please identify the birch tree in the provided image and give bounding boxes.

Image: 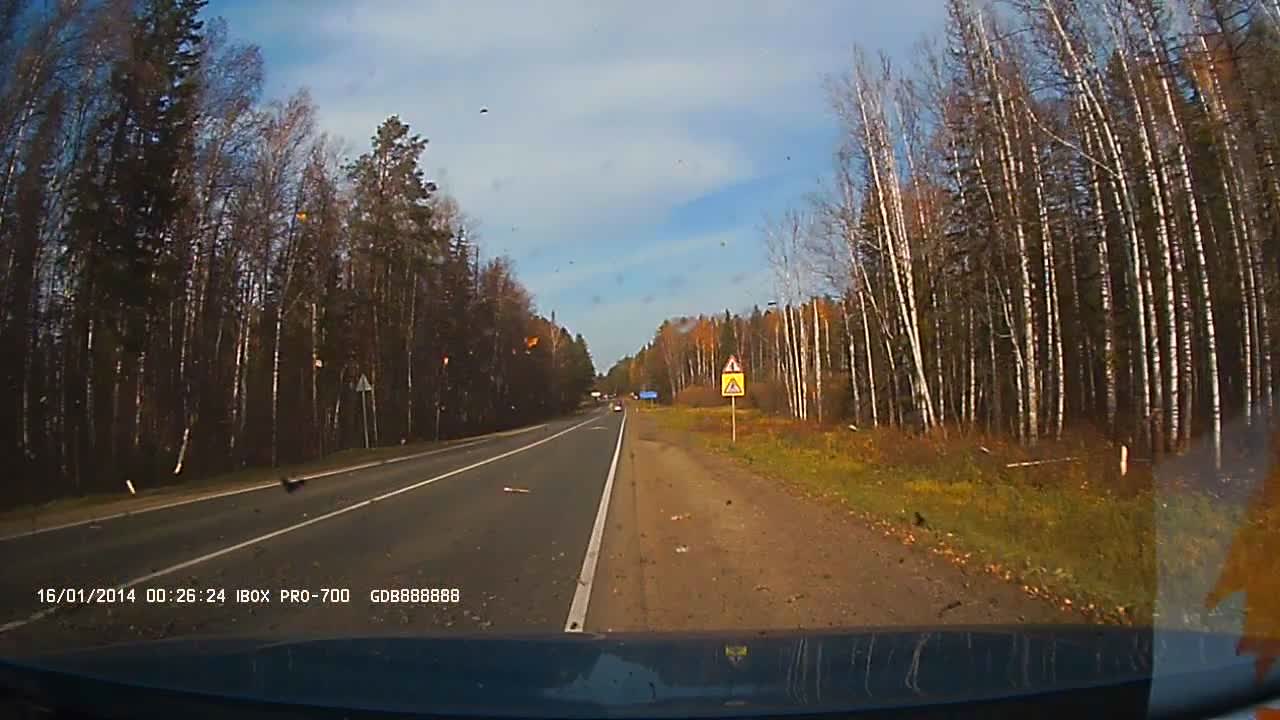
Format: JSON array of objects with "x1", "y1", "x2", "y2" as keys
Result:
[{"x1": 609, "y1": 0, "x2": 1277, "y2": 473}]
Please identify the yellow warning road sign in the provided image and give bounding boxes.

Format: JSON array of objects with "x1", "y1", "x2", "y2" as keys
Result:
[{"x1": 721, "y1": 372, "x2": 745, "y2": 397}]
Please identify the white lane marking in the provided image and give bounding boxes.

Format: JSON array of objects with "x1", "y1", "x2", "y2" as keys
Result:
[
  {"x1": 0, "y1": 414, "x2": 602, "y2": 634},
  {"x1": 564, "y1": 411, "x2": 627, "y2": 632},
  {"x1": 0, "y1": 426, "x2": 550, "y2": 542}
]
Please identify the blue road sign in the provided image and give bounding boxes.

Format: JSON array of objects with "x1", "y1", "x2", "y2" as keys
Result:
[{"x1": 639, "y1": 390, "x2": 658, "y2": 400}]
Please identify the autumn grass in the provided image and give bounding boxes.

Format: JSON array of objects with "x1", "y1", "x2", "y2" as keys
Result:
[{"x1": 649, "y1": 405, "x2": 1245, "y2": 627}]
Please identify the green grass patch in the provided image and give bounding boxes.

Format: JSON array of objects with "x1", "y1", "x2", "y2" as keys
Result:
[{"x1": 649, "y1": 406, "x2": 1244, "y2": 626}]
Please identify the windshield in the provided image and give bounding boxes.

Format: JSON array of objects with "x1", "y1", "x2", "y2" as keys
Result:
[{"x1": 0, "y1": 0, "x2": 1278, "y2": 716}]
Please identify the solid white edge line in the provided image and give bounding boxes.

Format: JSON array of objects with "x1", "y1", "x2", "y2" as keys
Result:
[
  {"x1": 0, "y1": 424, "x2": 551, "y2": 542},
  {"x1": 563, "y1": 410, "x2": 627, "y2": 632},
  {"x1": 0, "y1": 414, "x2": 601, "y2": 635}
]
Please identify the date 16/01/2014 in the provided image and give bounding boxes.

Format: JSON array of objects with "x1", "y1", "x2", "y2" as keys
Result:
[{"x1": 37, "y1": 587, "x2": 354, "y2": 605}]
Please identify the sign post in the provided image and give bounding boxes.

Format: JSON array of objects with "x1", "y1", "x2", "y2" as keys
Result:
[
  {"x1": 355, "y1": 374, "x2": 373, "y2": 448},
  {"x1": 720, "y1": 356, "x2": 745, "y2": 443}
]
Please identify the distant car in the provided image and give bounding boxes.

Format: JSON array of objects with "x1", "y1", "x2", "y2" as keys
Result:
[{"x1": 611, "y1": 402, "x2": 623, "y2": 412}]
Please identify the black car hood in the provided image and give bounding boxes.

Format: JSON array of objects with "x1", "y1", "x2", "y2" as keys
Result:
[{"x1": 1, "y1": 626, "x2": 1277, "y2": 719}]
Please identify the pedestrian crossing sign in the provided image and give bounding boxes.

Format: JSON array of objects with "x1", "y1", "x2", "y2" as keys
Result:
[{"x1": 721, "y1": 372, "x2": 745, "y2": 397}]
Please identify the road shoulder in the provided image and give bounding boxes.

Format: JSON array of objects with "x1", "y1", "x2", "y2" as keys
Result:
[
  {"x1": 0, "y1": 422, "x2": 551, "y2": 540},
  {"x1": 589, "y1": 411, "x2": 1076, "y2": 632}
]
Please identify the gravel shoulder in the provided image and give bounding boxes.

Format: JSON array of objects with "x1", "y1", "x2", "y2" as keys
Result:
[{"x1": 588, "y1": 411, "x2": 1078, "y2": 632}]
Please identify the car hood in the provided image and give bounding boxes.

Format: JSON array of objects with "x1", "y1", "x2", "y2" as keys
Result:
[{"x1": 1, "y1": 626, "x2": 1276, "y2": 719}]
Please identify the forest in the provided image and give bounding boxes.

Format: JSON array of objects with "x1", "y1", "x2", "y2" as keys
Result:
[
  {"x1": 0, "y1": 0, "x2": 595, "y2": 508},
  {"x1": 604, "y1": 0, "x2": 1280, "y2": 470}
]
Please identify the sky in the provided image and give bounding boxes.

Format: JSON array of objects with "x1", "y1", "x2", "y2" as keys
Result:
[{"x1": 206, "y1": 0, "x2": 947, "y2": 369}]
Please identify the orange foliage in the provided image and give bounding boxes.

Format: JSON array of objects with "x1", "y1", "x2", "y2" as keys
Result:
[{"x1": 1206, "y1": 430, "x2": 1280, "y2": 684}]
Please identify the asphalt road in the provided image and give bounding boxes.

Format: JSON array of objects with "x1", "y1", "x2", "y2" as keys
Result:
[
  {"x1": 0, "y1": 402, "x2": 1074, "y2": 662},
  {"x1": 0, "y1": 408, "x2": 627, "y2": 657}
]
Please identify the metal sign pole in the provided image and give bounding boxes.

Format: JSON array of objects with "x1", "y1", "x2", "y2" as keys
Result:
[
  {"x1": 361, "y1": 392, "x2": 370, "y2": 449},
  {"x1": 355, "y1": 374, "x2": 374, "y2": 449},
  {"x1": 721, "y1": 354, "x2": 744, "y2": 445}
]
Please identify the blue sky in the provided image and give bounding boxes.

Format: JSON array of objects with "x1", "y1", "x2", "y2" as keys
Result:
[{"x1": 205, "y1": 0, "x2": 947, "y2": 369}]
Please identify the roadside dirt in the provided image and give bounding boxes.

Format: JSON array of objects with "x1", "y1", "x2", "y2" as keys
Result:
[{"x1": 588, "y1": 411, "x2": 1077, "y2": 632}]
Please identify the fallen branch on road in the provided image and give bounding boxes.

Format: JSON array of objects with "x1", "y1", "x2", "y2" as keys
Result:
[{"x1": 1004, "y1": 456, "x2": 1081, "y2": 468}]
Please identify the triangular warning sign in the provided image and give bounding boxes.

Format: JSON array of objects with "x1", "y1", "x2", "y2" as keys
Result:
[
  {"x1": 723, "y1": 355, "x2": 742, "y2": 373},
  {"x1": 724, "y1": 378, "x2": 742, "y2": 395},
  {"x1": 355, "y1": 374, "x2": 372, "y2": 393}
]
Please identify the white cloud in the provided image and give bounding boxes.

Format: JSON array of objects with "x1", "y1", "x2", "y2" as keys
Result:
[
  {"x1": 281, "y1": 1, "x2": 832, "y2": 65},
  {"x1": 526, "y1": 227, "x2": 741, "y2": 296},
  {"x1": 438, "y1": 129, "x2": 751, "y2": 240},
  {"x1": 212, "y1": 0, "x2": 947, "y2": 365},
  {"x1": 571, "y1": 266, "x2": 775, "y2": 367},
  {"x1": 229, "y1": 0, "x2": 842, "y2": 248}
]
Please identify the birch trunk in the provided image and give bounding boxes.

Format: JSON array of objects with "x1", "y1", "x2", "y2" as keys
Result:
[
  {"x1": 232, "y1": 286, "x2": 253, "y2": 458},
  {"x1": 1063, "y1": 197, "x2": 1088, "y2": 416},
  {"x1": 776, "y1": 318, "x2": 793, "y2": 417},
  {"x1": 950, "y1": 136, "x2": 979, "y2": 430},
  {"x1": 1141, "y1": 10, "x2": 1220, "y2": 464},
  {"x1": 783, "y1": 302, "x2": 793, "y2": 415},
  {"x1": 900, "y1": 87, "x2": 944, "y2": 428},
  {"x1": 133, "y1": 348, "x2": 146, "y2": 452},
  {"x1": 934, "y1": 284, "x2": 946, "y2": 425},
  {"x1": 967, "y1": 305, "x2": 977, "y2": 428},
  {"x1": 813, "y1": 301, "x2": 823, "y2": 423},
  {"x1": 797, "y1": 304, "x2": 810, "y2": 420},
  {"x1": 85, "y1": 318, "x2": 96, "y2": 484},
  {"x1": 1031, "y1": 133, "x2": 1064, "y2": 439},
  {"x1": 1139, "y1": 219, "x2": 1164, "y2": 453},
  {"x1": 1108, "y1": 13, "x2": 1178, "y2": 452},
  {"x1": 976, "y1": 15, "x2": 1037, "y2": 443},
  {"x1": 843, "y1": 298, "x2": 861, "y2": 425},
  {"x1": 270, "y1": 309, "x2": 283, "y2": 466},
  {"x1": 1248, "y1": 226, "x2": 1272, "y2": 415},
  {"x1": 406, "y1": 282, "x2": 415, "y2": 438},
  {"x1": 1191, "y1": 26, "x2": 1258, "y2": 422},
  {"x1": 1222, "y1": 161, "x2": 1255, "y2": 420},
  {"x1": 997, "y1": 277, "x2": 1027, "y2": 443},
  {"x1": 311, "y1": 302, "x2": 320, "y2": 454},
  {"x1": 986, "y1": 275, "x2": 1002, "y2": 434},
  {"x1": 823, "y1": 308, "x2": 831, "y2": 373},
  {"x1": 860, "y1": 290, "x2": 878, "y2": 427},
  {"x1": 854, "y1": 63, "x2": 935, "y2": 429},
  {"x1": 1040, "y1": 0, "x2": 1151, "y2": 444},
  {"x1": 885, "y1": 333, "x2": 900, "y2": 428},
  {"x1": 1082, "y1": 111, "x2": 1118, "y2": 433}
]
